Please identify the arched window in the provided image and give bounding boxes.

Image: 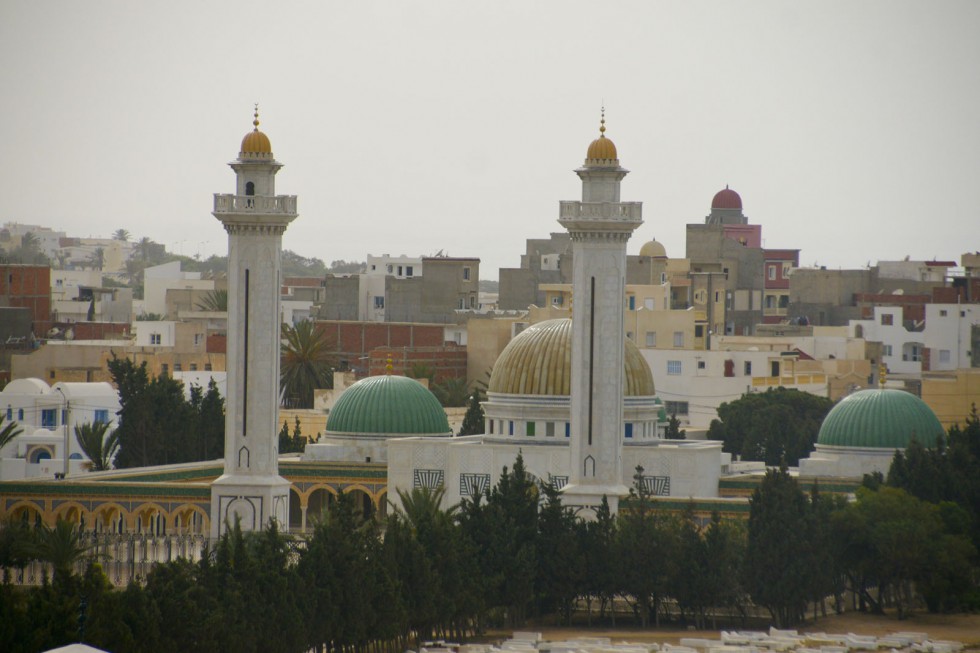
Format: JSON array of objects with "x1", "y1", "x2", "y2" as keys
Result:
[{"x1": 245, "y1": 181, "x2": 255, "y2": 196}]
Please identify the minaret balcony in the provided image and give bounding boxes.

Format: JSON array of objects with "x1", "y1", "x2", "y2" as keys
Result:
[
  {"x1": 558, "y1": 201, "x2": 643, "y2": 235},
  {"x1": 213, "y1": 194, "x2": 298, "y2": 216}
]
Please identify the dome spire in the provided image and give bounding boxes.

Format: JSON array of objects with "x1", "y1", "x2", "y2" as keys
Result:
[
  {"x1": 599, "y1": 105, "x2": 606, "y2": 138},
  {"x1": 252, "y1": 103, "x2": 260, "y2": 131}
]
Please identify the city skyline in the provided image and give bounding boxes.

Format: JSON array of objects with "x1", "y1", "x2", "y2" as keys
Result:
[{"x1": 1, "y1": 1, "x2": 978, "y2": 279}]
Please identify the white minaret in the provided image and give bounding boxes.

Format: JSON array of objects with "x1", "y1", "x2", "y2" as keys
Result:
[
  {"x1": 558, "y1": 111, "x2": 643, "y2": 515},
  {"x1": 210, "y1": 107, "x2": 298, "y2": 537}
]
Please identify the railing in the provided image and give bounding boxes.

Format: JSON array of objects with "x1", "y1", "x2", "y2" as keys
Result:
[
  {"x1": 559, "y1": 201, "x2": 643, "y2": 220},
  {"x1": 213, "y1": 194, "x2": 297, "y2": 214}
]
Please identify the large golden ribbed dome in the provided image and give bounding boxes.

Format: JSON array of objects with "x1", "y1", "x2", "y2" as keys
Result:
[
  {"x1": 489, "y1": 318, "x2": 655, "y2": 396},
  {"x1": 240, "y1": 106, "x2": 272, "y2": 155}
]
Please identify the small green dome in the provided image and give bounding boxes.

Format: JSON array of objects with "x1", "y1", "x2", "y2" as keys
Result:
[
  {"x1": 817, "y1": 389, "x2": 943, "y2": 449},
  {"x1": 488, "y1": 318, "x2": 655, "y2": 397},
  {"x1": 326, "y1": 375, "x2": 452, "y2": 436}
]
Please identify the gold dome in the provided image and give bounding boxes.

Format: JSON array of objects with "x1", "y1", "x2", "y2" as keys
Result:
[
  {"x1": 639, "y1": 239, "x2": 667, "y2": 258},
  {"x1": 239, "y1": 106, "x2": 272, "y2": 156},
  {"x1": 585, "y1": 108, "x2": 618, "y2": 162},
  {"x1": 489, "y1": 318, "x2": 655, "y2": 396}
]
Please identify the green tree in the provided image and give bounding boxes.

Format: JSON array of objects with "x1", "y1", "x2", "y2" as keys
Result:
[
  {"x1": 665, "y1": 413, "x2": 686, "y2": 440},
  {"x1": 280, "y1": 320, "x2": 335, "y2": 409},
  {"x1": 112, "y1": 228, "x2": 130, "y2": 241},
  {"x1": 33, "y1": 520, "x2": 92, "y2": 584},
  {"x1": 535, "y1": 480, "x2": 581, "y2": 623},
  {"x1": 458, "y1": 390, "x2": 485, "y2": 436},
  {"x1": 87, "y1": 247, "x2": 105, "y2": 271},
  {"x1": 73, "y1": 421, "x2": 119, "y2": 471},
  {"x1": 744, "y1": 466, "x2": 815, "y2": 627},
  {"x1": 433, "y1": 377, "x2": 471, "y2": 407},
  {"x1": 195, "y1": 288, "x2": 228, "y2": 312},
  {"x1": 708, "y1": 387, "x2": 833, "y2": 465},
  {"x1": 0, "y1": 413, "x2": 24, "y2": 451}
]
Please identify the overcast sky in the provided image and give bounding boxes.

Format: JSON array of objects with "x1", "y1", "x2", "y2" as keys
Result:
[{"x1": 2, "y1": 1, "x2": 978, "y2": 279}]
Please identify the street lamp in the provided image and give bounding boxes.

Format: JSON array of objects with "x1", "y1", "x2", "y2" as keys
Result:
[{"x1": 54, "y1": 386, "x2": 69, "y2": 479}]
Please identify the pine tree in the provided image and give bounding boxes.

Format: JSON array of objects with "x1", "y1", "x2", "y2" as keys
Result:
[{"x1": 458, "y1": 391, "x2": 485, "y2": 436}]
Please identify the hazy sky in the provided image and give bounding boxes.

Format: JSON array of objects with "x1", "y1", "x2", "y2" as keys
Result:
[{"x1": 2, "y1": 1, "x2": 978, "y2": 279}]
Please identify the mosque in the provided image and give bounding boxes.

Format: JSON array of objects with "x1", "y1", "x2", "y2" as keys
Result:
[{"x1": 0, "y1": 111, "x2": 948, "y2": 538}]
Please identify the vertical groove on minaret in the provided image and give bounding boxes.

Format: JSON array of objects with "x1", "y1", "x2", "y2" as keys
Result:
[
  {"x1": 243, "y1": 268, "x2": 250, "y2": 438},
  {"x1": 588, "y1": 275, "x2": 595, "y2": 447}
]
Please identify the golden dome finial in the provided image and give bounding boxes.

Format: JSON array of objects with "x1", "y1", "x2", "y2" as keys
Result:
[
  {"x1": 599, "y1": 106, "x2": 606, "y2": 138},
  {"x1": 252, "y1": 103, "x2": 260, "y2": 131},
  {"x1": 386, "y1": 356, "x2": 393, "y2": 375}
]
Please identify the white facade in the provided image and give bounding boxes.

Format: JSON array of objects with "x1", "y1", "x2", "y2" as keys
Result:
[
  {"x1": 133, "y1": 320, "x2": 177, "y2": 347},
  {"x1": 0, "y1": 378, "x2": 121, "y2": 480},
  {"x1": 366, "y1": 253, "x2": 422, "y2": 278},
  {"x1": 209, "y1": 114, "x2": 297, "y2": 537},
  {"x1": 923, "y1": 303, "x2": 980, "y2": 371},
  {"x1": 143, "y1": 261, "x2": 214, "y2": 317},
  {"x1": 877, "y1": 260, "x2": 953, "y2": 283},
  {"x1": 850, "y1": 306, "x2": 923, "y2": 376},
  {"x1": 644, "y1": 348, "x2": 828, "y2": 429}
]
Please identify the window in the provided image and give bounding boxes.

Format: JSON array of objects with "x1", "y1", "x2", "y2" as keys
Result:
[
  {"x1": 939, "y1": 349, "x2": 951, "y2": 363},
  {"x1": 645, "y1": 332, "x2": 657, "y2": 347},
  {"x1": 744, "y1": 361, "x2": 752, "y2": 375},
  {"x1": 665, "y1": 401, "x2": 689, "y2": 416},
  {"x1": 940, "y1": 309, "x2": 948, "y2": 317},
  {"x1": 150, "y1": 333, "x2": 161, "y2": 345},
  {"x1": 768, "y1": 265, "x2": 777, "y2": 280},
  {"x1": 714, "y1": 291, "x2": 720, "y2": 303},
  {"x1": 697, "y1": 360, "x2": 706, "y2": 370},
  {"x1": 94, "y1": 409, "x2": 109, "y2": 424},
  {"x1": 526, "y1": 422, "x2": 535, "y2": 436},
  {"x1": 961, "y1": 310, "x2": 966, "y2": 317},
  {"x1": 625, "y1": 423, "x2": 633, "y2": 438},
  {"x1": 61, "y1": 409, "x2": 67, "y2": 424},
  {"x1": 552, "y1": 295, "x2": 563, "y2": 306},
  {"x1": 5, "y1": 407, "x2": 10, "y2": 420},
  {"x1": 173, "y1": 363, "x2": 182, "y2": 372},
  {"x1": 406, "y1": 266, "x2": 414, "y2": 277},
  {"x1": 204, "y1": 363, "x2": 212, "y2": 371},
  {"x1": 189, "y1": 363, "x2": 198, "y2": 371},
  {"x1": 881, "y1": 314, "x2": 894, "y2": 326},
  {"x1": 673, "y1": 331, "x2": 684, "y2": 347},
  {"x1": 628, "y1": 295, "x2": 635, "y2": 310},
  {"x1": 397, "y1": 266, "x2": 403, "y2": 276},
  {"x1": 546, "y1": 422, "x2": 555, "y2": 437},
  {"x1": 386, "y1": 265, "x2": 393, "y2": 273},
  {"x1": 374, "y1": 296, "x2": 385, "y2": 309},
  {"x1": 41, "y1": 409, "x2": 56, "y2": 428},
  {"x1": 18, "y1": 408, "x2": 24, "y2": 420},
  {"x1": 488, "y1": 420, "x2": 494, "y2": 434},
  {"x1": 882, "y1": 344, "x2": 893, "y2": 356},
  {"x1": 508, "y1": 421, "x2": 514, "y2": 436},
  {"x1": 161, "y1": 364, "x2": 168, "y2": 375},
  {"x1": 565, "y1": 422, "x2": 570, "y2": 438},
  {"x1": 782, "y1": 264, "x2": 792, "y2": 278},
  {"x1": 462, "y1": 267, "x2": 471, "y2": 281},
  {"x1": 469, "y1": 295, "x2": 476, "y2": 308},
  {"x1": 667, "y1": 360, "x2": 682, "y2": 375},
  {"x1": 695, "y1": 325, "x2": 704, "y2": 338}
]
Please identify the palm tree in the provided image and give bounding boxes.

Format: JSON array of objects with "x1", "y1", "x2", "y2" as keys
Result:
[
  {"x1": 280, "y1": 320, "x2": 335, "y2": 408},
  {"x1": 112, "y1": 228, "x2": 130, "y2": 241},
  {"x1": 87, "y1": 247, "x2": 105, "y2": 271},
  {"x1": 195, "y1": 288, "x2": 228, "y2": 312},
  {"x1": 0, "y1": 415, "x2": 24, "y2": 453},
  {"x1": 392, "y1": 486, "x2": 456, "y2": 530},
  {"x1": 74, "y1": 421, "x2": 119, "y2": 471},
  {"x1": 433, "y1": 377, "x2": 471, "y2": 407},
  {"x1": 34, "y1": 519, "x2": 92, "y2": 583}
]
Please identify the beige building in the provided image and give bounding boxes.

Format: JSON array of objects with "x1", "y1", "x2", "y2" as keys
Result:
[{"x1": 921, "y1": 368, "x2": 980, "y2": 430}]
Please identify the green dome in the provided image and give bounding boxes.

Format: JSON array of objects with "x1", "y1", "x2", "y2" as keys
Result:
[
  {"x1": 817, "y1": 389, "x2": 943, "y2": 449},
  {"x1": 326, "y1": 375, "x2": 452, "y2": 436},
  {"x1": 488, "y1": 318, "x2": 655, "y2": 397}
]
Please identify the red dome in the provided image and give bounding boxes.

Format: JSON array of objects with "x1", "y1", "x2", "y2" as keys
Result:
[{"x1": 712, "y1": 186, "x2": 742, "y2": 210}]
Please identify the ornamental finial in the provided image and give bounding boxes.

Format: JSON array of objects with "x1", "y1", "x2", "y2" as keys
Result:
[
  {"x1": 599, "y1": 106, "x2": 606, "y2": 137},
  {"x1": 253, "y1": 104, "x2": 260, "y2": 130}
]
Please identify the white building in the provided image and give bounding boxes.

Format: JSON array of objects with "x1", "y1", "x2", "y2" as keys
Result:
[
  {"x1": 133, "y1": 320, "x2": 177, "y2": 347},
  {"x1": 0, "y1": 378, "x2": 120, "y2": 480},
  {"x1": 850, "y1": 305, "x2": 923, "y2": 377},
  {"x1": 143, "y1": 261, "x2": 215, "y2": 317},
  {"x1": 922, "y1": 303, "x2": 980, "y2": 371}
]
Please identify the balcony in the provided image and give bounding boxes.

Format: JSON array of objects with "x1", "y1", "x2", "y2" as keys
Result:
[
  {"x1": 559, "y1": 201, "x2": 642, "y2": 221},
  {"x1": 213, "y1": 194, "x2": 297, "y2": 216}
]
